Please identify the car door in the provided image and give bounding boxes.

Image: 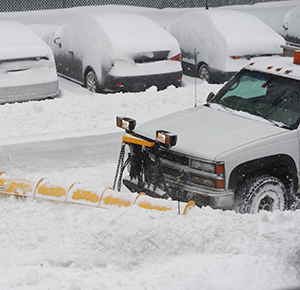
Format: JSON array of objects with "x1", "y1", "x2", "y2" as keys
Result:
[
  {"x1": 50, "y1": 29, "x2": 82, "y2": 83},
  {"x1": 63, "y1": 50, "x2": 82, "y2": 82}
]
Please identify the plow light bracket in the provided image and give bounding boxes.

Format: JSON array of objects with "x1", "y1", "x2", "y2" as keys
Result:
[
  {"x1": 156, "y1": 130, "x2": 177, "y2": 147},
  {"x1": 116, "y1": 116, "x2": 136, "y2": 132}
]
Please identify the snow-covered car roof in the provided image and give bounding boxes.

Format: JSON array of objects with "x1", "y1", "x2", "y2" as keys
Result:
[
  {"x1": 86, "y1": 13, "x2": 180, "y2": 59},
  {"x1": 166, "y1": 9, "x2": 285, "y2": 68},
  {"x1": 0, "y1": 21, "x2": 52, "y2": 60}
]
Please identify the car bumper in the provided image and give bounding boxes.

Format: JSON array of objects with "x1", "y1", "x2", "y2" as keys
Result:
[
  {"x1": 105, "y1": 60, "x2": 182, "y2": 92},
  {"x1": 123, "y1": 176, "x2": 235, "y2": 210},
  {"x1": 0, "y1": 81, "x2": 59, "y2": 104},
  {"x1": 104, "y1": 71, "x2": 182, "y2": 93}
]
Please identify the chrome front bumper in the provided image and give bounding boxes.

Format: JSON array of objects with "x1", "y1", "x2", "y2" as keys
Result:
[{"x1": 123, "y1": 176, "x2": 235, "y2": 210}]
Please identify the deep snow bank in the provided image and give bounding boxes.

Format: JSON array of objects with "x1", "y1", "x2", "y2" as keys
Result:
[{"x1": 0, "y1": 195, "x2": 299, "y2": 290}]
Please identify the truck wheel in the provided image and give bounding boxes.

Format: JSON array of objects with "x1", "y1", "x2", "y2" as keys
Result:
[
  {"x1": 85, "y1": 69, "x2": 99, "y2": 93},
  {"x1": 235, "y1": 175, "x2": 286, "y2": 214}
]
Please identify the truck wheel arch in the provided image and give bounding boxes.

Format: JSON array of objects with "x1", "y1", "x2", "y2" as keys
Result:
[{"x1": 228, "y1": 154, "x2": 298, "y2": 204}]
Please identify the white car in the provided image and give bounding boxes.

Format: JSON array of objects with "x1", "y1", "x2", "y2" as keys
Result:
[
  {"x1": 0, "y1": 21, "x2": 59, "y2": 104},
  {"x1": 166, "y1": 9, "x2": 286, "y2": 83},
  {"x1": 43, "y1": 13, "x2": 182, "y2": 93}
]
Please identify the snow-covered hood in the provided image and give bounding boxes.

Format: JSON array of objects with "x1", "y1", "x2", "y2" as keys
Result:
[{"x1": 134, "y1": 105, "x2": 288, "y2": 161}]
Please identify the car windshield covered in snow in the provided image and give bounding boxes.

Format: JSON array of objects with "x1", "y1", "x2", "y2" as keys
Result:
[{"x1": 209, "y1": 69, "x2": 300, "y2": 129}]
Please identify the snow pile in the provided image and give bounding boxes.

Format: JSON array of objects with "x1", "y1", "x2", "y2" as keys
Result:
[
  {"x1": 0, "y1": 196, "x2": 299, "y2": 289},
  {"x1": 0, "y1": 78, "x2": 219, "y2": 145}
]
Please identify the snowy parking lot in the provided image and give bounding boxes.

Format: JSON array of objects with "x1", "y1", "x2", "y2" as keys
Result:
[{"x1": 1, "y1": 2, "x2": 300, "y2": 289}]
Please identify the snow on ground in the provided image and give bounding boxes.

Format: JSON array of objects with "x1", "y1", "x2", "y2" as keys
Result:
[
  {"x1": 1, "y1": 196, "x2": 300, "y2": 290},
  {"x1": 1, "y1": 2, "x2": 300, "y2": 290},
  {"x1": 0, "y1": 77, "x2": 217, "y2": 145}
]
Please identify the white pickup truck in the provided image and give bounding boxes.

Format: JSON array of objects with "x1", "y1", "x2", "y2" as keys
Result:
[{"x1": 116, "y1": 47, "x2": 300, "y2": 213}]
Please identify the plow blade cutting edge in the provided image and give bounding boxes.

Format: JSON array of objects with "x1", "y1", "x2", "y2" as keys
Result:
[{"x1": 0, "y1": 172, "x2": 195, "y2": 215}]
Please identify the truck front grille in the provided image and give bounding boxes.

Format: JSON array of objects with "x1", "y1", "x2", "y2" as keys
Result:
[{"x1": 142, "y1": 146, "x2": 225, "y2": 191}]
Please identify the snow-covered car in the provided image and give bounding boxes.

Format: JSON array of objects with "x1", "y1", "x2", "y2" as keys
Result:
[
  {"x1": 166, "y1": 9, "x2": 286, "y2": 83},
  {"x1": 43, "y1": 13, "x2": 182, "y2": 93},
  {"x1": 283, "y1": 5, "x2": 300, "y2": 46},
  {"x1": 116, "y1": 47, "x2": 300, "y2": 214},
  {"x1": 0, "y1": 21, "x2": 59, "y2": 104}
]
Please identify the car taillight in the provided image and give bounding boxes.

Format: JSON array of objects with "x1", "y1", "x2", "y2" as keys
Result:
[{"x1": 169, "y1": 53, "x2": 182, "y2": 61}]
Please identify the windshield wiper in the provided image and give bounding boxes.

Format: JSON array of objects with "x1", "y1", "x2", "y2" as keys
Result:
[
  {"x1": 239, "y1": 107, "x2": 282, "y2": 127},
  {"x1": 208, "y1": 103, "x2": 287, "y2": 128},
  {"x1": 206, "y1": 102, "x2": 233, "y2": 113}
]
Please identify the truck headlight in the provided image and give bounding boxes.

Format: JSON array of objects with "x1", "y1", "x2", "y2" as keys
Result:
[
  {"x1": 191, "y1": 159, "x2": 224, "y2": 174},
  {"x1": 116, "y1": 116, "x2": 136, "y2": 132},
  {"x1": 156, "y1": 130, "x2": 177, "y2": 147},
  {"x1": 191, "y1": 174, "x2": 225, "y2": 189},
  {"x1": 190, "y1": 159, "x2": 225, "y2": 189}
]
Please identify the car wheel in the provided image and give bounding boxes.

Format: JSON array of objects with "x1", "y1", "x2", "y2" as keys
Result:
[
  {"x1": 85, "y1": 69, "x2": 99, "y2": 93},
  {"x1": 235, "y1": 175, "x2": 287, "y2": 214},
  {"x1": 198, "y1": 64, "x2": 210, "y2": 82}
]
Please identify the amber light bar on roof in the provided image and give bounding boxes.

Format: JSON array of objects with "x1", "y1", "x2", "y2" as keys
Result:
[{"x1": 294, "y1": 51, "x2": 300, "y2": 65}]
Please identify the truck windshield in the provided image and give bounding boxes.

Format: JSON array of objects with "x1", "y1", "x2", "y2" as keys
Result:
[{"x1": 210, "y1": 69, "x2": 300, "y2": 129}]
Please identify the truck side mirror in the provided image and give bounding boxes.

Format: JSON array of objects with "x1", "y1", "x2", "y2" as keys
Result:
[{"x1": 206, "y1": 92, "x2": 215, "y2": 103}]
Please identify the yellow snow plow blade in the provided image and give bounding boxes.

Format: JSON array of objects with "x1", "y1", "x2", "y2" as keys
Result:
[
  {"x1": 0, "y1": 173, "x2": 195, "y2": 215},
  {"x1": 0, "y1": 172, "x2": 34, "y2": 195}
]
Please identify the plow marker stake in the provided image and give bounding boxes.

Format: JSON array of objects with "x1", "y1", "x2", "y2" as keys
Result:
[{"x1": 0, "y1": 173, "x2": 195, "y2": 215}]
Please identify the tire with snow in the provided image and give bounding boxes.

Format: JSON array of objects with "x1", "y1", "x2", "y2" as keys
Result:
[
  {"x1": 198, "y1": 64, "x2": 210, "y2": 82},
  {"x1": 235, "y1": 175, "x2": 287, "y2": 214},
  {"x1": 85, "y1": 69, "x2": 99, "y2": 93}
]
